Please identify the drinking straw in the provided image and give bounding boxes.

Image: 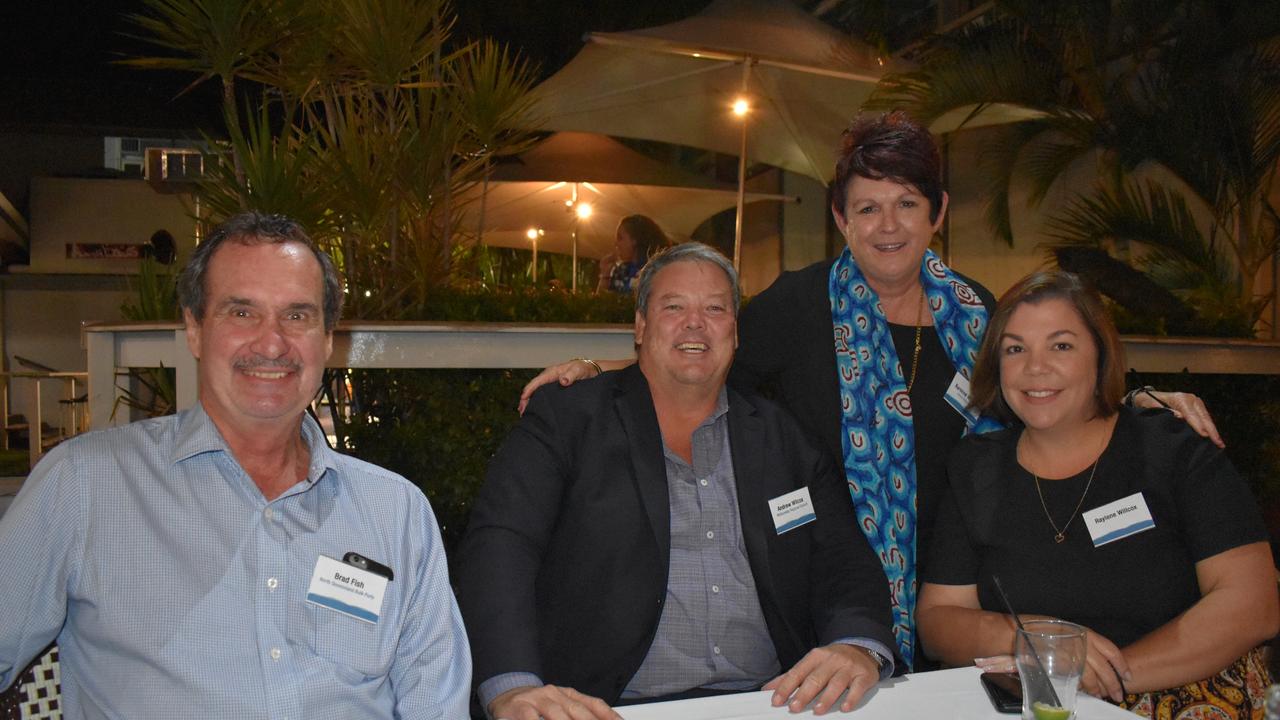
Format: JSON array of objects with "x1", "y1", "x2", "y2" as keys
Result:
[{"x1": 992, "y1": 575, "x2": 1063, "y2": 708}]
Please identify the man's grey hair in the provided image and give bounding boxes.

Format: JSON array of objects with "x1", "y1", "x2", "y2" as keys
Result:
[
  {"x1": 634, "y1": 242, "x2": 740, "y2": 316},
  {"x1": 177, "y1": 211, "x2": 344, "y2": 331}
]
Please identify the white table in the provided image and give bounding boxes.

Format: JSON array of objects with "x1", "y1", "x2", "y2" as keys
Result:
[{"x1": 617, "y1": 667, "x2": 1138, "y2": 719}]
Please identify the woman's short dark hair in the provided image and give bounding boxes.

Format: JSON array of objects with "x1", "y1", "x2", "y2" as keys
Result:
[
  {"x1": 177, "y1": 211, "x2": 344, "y2": 331},
  {"x1": 830, "y1": 110, "x2": 944, "y2": 223},
  {"x1": 969, "y1": 270, "x2": 1126, "y2": 425},
  {"x1": 617, "y1": 214, "x2": 670, "y2": 262}
]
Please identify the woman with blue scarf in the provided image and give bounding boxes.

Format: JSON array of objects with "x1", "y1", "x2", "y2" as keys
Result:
[
  {"x1": 517, "y1": 112, "x2": 1220, "y2": 670},
  {"x1": 731, "y1": 111, "x2": 1000, "y2": 670}
]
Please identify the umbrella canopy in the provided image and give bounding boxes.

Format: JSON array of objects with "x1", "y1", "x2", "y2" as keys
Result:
[
  {"x1": 460, "y1": 131, "x2": 795, "y2": 259},
  {"x1": 530, "y1": 0, "x2": 889, "y2": 184}
]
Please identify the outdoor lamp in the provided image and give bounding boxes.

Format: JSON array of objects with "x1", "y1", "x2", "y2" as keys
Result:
[
  {"x1": 732, "y1": 98, "x2": 749, "y2": 116},
  {"x1": 575, "y1": 203, "x2": 593, "y2": 219}
]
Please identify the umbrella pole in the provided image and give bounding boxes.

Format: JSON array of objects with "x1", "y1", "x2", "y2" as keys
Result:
[
  {"x1": 734, "y1": 120, "x2": 747, "y2": 271},
  {"x1": 572, "y1": 218, "x2": 579, "y2": 293},
  {"x1": 733, "y1": 60, "x2": 753, "y2": 271}
]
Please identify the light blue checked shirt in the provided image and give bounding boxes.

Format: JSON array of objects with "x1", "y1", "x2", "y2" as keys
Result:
[{"x1": 0, "y1": 403, "x2": 470, "y2": 719}]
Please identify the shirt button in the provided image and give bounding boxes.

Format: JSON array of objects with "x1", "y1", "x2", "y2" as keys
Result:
[
  {"x1": 711, "y1": 585, "x2": 720, "y2": 594},
  {"x1": 267, "y1": 577, "x2": 278, "y2": 590},
  {"x1": 699, "y1": 478, "x2": 708, "y2": 487},
  {"x1": 270, "y1": 647, "x2": 281, "y2": 661},
  {"x1": 263, "y1": 507, "x2": 274, "y2": 521},
  {"x1": 705, "y1": 530, "x2": 715, "y2": 540},
  {"x1": 713, "y1": 645, "x2": 722, "y2": 655}
]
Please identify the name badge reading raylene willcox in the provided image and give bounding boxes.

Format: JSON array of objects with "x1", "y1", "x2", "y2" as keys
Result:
[
  {"x1": 306, "y1": 554, "x2": 389, "y2": 624},
  {"x1": 1084, "y1": 492, "x2": 1155, "y2": 547},
  {"x1": 769, "y1": 487, "x2": 816, "y2": 534}
]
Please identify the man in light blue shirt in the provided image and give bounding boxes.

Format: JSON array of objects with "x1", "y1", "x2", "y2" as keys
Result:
[{"x1": 0, "y1": 212, "x2": 470, "y2": 718}]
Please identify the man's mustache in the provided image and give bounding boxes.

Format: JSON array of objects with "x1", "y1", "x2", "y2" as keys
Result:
[{"x1": 233, "y1": 357, "x2": 302, "y2": 372}]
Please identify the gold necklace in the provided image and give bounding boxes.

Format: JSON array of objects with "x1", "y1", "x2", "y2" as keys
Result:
[
  {"x1": 1033, "y1": 460, "x2": 1099, "y2": 543},
  {"x1": 905, "y1": 284, "x2": 925, "y2": 392}
]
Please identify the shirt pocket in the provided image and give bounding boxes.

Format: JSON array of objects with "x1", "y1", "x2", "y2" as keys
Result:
[
  {"x1": 309, "y1": 603, "x2": 396, "y2": 679},
  {"x1": 290, "y1": 552, "x2": 397, "y2": 679}
]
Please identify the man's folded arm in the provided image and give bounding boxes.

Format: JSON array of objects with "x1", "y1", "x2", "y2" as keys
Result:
[
  {"x1": 457, "y1": 390, "x2": 572, "y2": 694},
  {"x1": 803, "y1": 443, "x2": 898, "y2": 661},
  {"x1": 387, "y1": 499, "x2": 472, "y2": 718},
  {"x1": 0, "y1": 446, "x2": 82, "y2": 691},
  {"x1": 832, "y1": 638, "x2": 896, "y2": 680},
  {"x1": 477, "y1": 672, "x2": 544, "y2": 716}
]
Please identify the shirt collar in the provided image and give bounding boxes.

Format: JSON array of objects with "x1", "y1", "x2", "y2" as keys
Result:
[
  {"x1": 171, "y1": 403, "x2": 340, "y2": 485},
  {"x1": 706, "y1": 386, "x2": 730, "y2": 426}
]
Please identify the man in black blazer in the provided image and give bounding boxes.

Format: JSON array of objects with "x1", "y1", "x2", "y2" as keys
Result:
[{"x1": 457, "y1": 244, "x2": 894, "y2": 720}]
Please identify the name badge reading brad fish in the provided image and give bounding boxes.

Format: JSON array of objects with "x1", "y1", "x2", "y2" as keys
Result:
[
  {"x1": 306, "y1": 555, "x2": 389, "y2": 624},
  {"x1": 769, "y1": 487, "x2": 816, "y2": 534},
  {"x1": 1084, "y1": 492, "x2": 1155, "y2": 547}
]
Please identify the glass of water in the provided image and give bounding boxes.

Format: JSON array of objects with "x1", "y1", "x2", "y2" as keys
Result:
[{"x1": 1015, "y1": 619, "x2": 1087, "y2": 720}]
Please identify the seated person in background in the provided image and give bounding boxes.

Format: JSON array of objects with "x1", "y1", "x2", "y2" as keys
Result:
[
  {"x1": 918, "y1": 270, "x2": 1278, "y2": 718},
  {"x1": 0, "y1": 212, "x2": 470, "y2": 718},
  {"x1": 596, "y1": 214, "x2": 670, "y2": 293},
  {"x1": 458, "y1": 243, "x2": 896, "y2": 719}
]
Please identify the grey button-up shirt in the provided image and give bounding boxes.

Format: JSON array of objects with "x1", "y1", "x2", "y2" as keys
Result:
[{"x1": 623, "y1": 389, "x2": 780, "y2": 698}]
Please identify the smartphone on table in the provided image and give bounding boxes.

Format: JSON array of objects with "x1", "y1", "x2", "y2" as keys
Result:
[{"x1": 980, "y1": 671, "x2": 1022, "y2": 714}]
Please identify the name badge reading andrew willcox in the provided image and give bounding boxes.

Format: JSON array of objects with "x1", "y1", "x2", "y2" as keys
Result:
[
  {"x1": 769, "y1": 487, "x2": 816, "y2": 534},
  {"x1": 306, "y1": 555, "x2": 389, "y2": 624},
  {"x1": 1084, "y1": 492, "x2": 1155, "y2": 547}
]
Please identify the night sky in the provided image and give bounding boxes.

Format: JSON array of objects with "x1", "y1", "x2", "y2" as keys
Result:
[{"x1": 0, "y1": 1, "x2": 712, "y2": 133}]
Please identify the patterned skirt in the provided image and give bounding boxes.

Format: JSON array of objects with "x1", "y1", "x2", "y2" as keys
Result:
[{"x1": 1120, "y1": 646, "x2": 1273, "y2": 720}]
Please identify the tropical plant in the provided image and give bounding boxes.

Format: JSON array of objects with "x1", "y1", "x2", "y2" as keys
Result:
[
  {"x1": 115, "y1": 258, "x2": 180, "y2": 420},
  {"x1": 123, "y1": 0, "x2": 543, "y2": 318},
  {"x1": 867, "y1": 0, "x2": 1280, "y2": 336}
]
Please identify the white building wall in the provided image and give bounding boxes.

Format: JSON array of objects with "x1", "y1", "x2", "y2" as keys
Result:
[
  {"x1": 4, "y1": 177, "x2": 195, "y2": 433},
  {"x1": 27, "y1": 177, "x2": 197, "y2": 274}
]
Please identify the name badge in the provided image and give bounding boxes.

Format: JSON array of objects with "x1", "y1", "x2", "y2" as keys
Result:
[
  {"x1": 769, "y1": 487, "x2": 816, "y2": 534},
  {"x1": 306, "y1": 555, "x2": 389, "y2": 624},
  {"x1": 1084, "y1": 492, "x2": 1155, "y2": 547},
  {"x1": 943, "y1": 372, "x2": 982, "y2": 427}
]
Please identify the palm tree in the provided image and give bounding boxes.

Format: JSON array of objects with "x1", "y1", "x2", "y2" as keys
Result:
[
  {"x1": 866, "y1": 0, "x2": 1280, "y2": 336},
  {"x1": 123, "y1": 0, "x2": 541, "y2": 319}
]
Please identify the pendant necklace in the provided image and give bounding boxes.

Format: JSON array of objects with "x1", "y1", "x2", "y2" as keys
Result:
[{"x1": 905, "y1": 284, "x2": 925, "y2": 392}]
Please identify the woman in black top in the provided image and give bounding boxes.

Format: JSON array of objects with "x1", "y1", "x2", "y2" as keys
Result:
[{"x1": 918, "y1": 271, "x2": 1276, "y2": 717}]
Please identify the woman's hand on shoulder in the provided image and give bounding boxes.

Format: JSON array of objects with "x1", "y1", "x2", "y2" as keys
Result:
[
  {"x1": 1135, "y1": 390, "x2": 1224, "y2": 448},
  {"x1": 518, "y1": 359, "x2": 599, "y2": 414},
  {"x1": 518, "y1": 358, "x2": 635, "y2": 414}
]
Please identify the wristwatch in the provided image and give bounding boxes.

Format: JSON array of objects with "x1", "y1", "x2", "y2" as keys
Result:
[{"x1": 856, "y1": 646, "x2": 889, "y2": 673}]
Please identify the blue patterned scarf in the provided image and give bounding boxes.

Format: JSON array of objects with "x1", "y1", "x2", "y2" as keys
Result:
[{"x1": 828, "y1": 247, "x2": 1002, "y2": 667}]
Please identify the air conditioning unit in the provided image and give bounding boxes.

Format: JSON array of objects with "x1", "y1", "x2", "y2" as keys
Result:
[{"x1": 105, "y1": 137, "x2": 205, "y2": 179}]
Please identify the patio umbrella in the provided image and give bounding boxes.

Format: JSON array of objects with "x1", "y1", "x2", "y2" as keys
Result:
[
  {"x1": 529, "y1": 0, "x2": 889, "y2": 266},
  {"x1": 457, "y1": 131, "x2": 795, "y2": 288}
]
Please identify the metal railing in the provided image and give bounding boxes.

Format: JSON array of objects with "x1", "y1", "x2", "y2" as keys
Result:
[
  {"x1": 2, "y1": 370, "x2": 89, "y2": 470},
  {"x1": 79, "y1": 320, "x2": 1280, "y2": 432}
]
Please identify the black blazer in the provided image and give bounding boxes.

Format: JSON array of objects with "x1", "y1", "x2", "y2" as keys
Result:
[{"x1": 457, "y1": 364, "x2": 894, "y2": 705}]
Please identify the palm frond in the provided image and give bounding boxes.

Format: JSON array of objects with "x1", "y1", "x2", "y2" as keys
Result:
[
  {"x1": 450, "y1": 39, "x2": 542, "y2": 157},
  {"x1": 969, "y1": 121, "x2": 1055, "y2": 246},
  {"x1": 328, "y1": 0, "x2": 450, "y2": 89},
  {"x1": 197, "y1": 102, "x2": 331, "y2": 228},
  {"x1": 1047, "y1": 179, "x2": 1240, "y2": 299}
]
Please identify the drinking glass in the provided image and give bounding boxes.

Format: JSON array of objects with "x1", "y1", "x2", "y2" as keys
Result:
[{"x1": 1015, "y1": 619, "x2": 1087, "y2": 720}]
